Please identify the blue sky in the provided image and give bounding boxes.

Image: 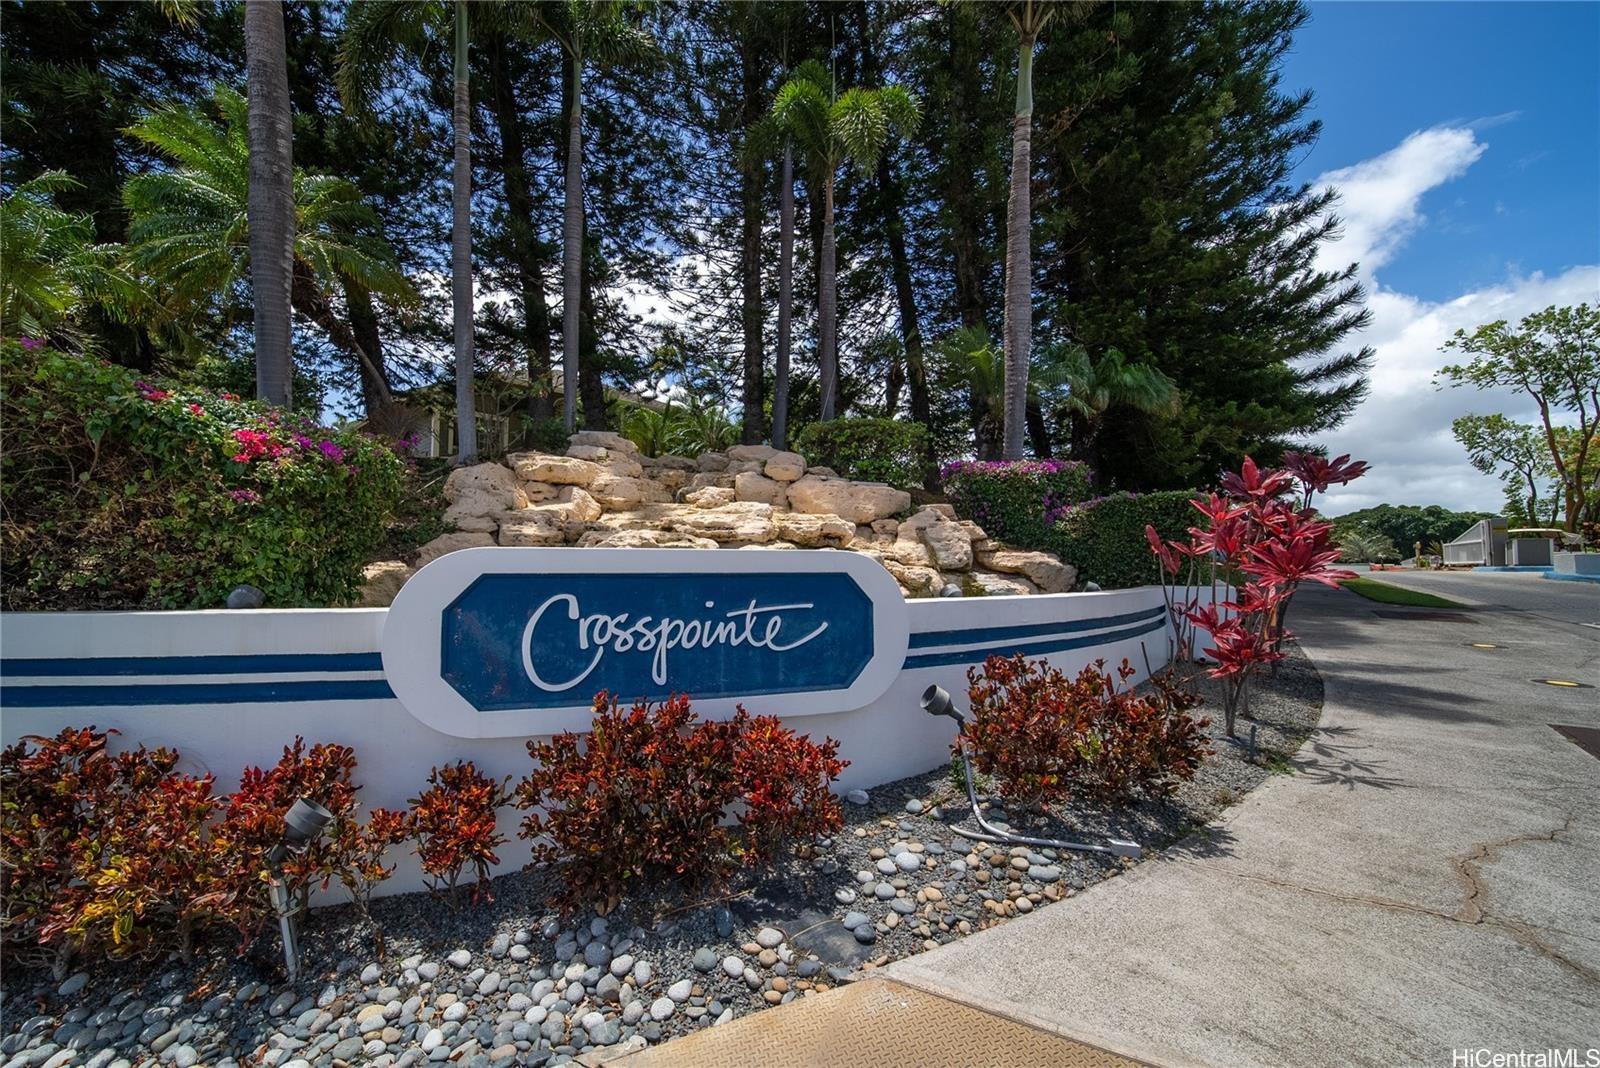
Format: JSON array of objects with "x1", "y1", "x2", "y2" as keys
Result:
[{"x1": 1277, "y1": 1, "x2": 1600, "y2": 515}]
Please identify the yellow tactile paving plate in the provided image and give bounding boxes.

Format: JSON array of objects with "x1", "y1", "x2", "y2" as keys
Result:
[{"x1": 614, "y1": 977, "x2": 1143, "y2": 1068}]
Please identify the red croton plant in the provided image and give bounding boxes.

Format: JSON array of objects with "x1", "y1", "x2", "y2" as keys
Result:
[{"x1": 1147, "y1": 452, "x2": 1369, "y2": 736}]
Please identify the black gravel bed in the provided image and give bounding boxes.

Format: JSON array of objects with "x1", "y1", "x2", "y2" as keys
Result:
[{"x1": 0, "y1": 647, "x2": 1322, "y2": 1068}]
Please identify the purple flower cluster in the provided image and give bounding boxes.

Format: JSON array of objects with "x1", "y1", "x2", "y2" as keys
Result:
[{"x1": 939, "y1": 458, "x2": 1090, "y2": 481}]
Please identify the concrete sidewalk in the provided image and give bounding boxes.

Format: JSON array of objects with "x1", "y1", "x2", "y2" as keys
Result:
[{"x1": 887, "y1": 582, "x2": 1600, "y2": 1067}]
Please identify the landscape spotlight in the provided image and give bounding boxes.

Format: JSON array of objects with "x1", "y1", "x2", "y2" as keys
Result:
[
  {"x1": 916, "y1": 685, "x2": 1142, "y2": 860},
  {"x1": 267, "y1": 797, "x2": 333, "y2": 982},
  {"x1": 921, "y1": 684, "x2": 965, "y2": 724}
]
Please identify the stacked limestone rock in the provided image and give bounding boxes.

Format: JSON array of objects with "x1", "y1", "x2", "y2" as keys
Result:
[{"x1": 356, "y1": 433, "x2": 1075, "y2": 606}]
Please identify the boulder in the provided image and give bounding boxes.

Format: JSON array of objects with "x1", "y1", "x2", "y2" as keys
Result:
[
  {"x1": 883, "y1": 538, "x2": 934, "y2": 568},
  {"x1": 522, "y1": 481, "x2": 560, "y2": 504},
  {"x1": 654, "y1": 468, "x2": 692, "y2": 493},
  {"x1": 871, "y1": 518, "x2": 900, "y2": 538},
  {"x1": 507, "y1": 453, "x2": 602, "y2": 486},
  {"x1": 881, "y1": 558, "x2": 943, "y2": 597},
  {"x1": 806, "y1": 466, "x2": 840, "y2": 478},
  {"x1": 734, "y1": 471, "x2": 788, "y2": 508},
  {"x1": 976, "y1": 549, "x2": 1076, "y2": 593},
  {"x1": 685, "y1": 471, "x2": 736, "y2": 494},
  {"x1": 599, "y1": 453, "x2": 645, "y2": 479},
  {"x1": 566, "y1": 444, "x2": 610, "y2": 461},
  {"x1": 698, "y1": 452, "x2": 730, "y2": 472},
  {"x1": 772, "y1": 512, "x2": 854, "y2": 548},
  {"x1": 901, "y1": 507, "x2": 973, "y2": 571},
  {"x1": 726, "y1": 443, "x2": 777, "y2": 463},
  {"x1": 652, "y1": 454, "x2": 699, "y2": 471},
  {"x1": 763, "y1": 451, "x2": 808, "y2": 482},
  {"x1": 786, "y1": 475, "x2": 911, "y2": 525},
  {"x1": 444, "y1": 510, "x2": 500, "y2": 533},
  {"x1": 497, "y1": 511, "x2": 569, "y2": 547},
  {"x1": 960, "y1": 519, "x2": 994, "y2": 553},
  {"x1": 355, "y1": 561, "x2": 413, "y2": 607},
  {"x1": 665, "y1": 502, "x2": 776, "y2": 546},
  {"x1": 569, "y1": 430, "x2": 637, "y2": 454},
  {"x1": 963, "y1": 571, "x2": 1038, "y2": 597},
  {"x1": 549, "y1": 485, "x2": 602, "y2": 522},
  {"x1": 577, "y1": 529, "x2": 719, "y2": 549},
  {"x1": 415, "y1": 531, "x2": 495, "y2": 568},
  {"x1": 683, "y1": 485, "x2": 735, "y2": 509},
  {"x1": 443, "y1": 463, "x2": 528, "y2": 521},
  {"x1": 589, "y1": 475, "x2": 672, "y2": 511},
  {"x1": 740, "y1": 541, "x2": 798, "y2": 549}
]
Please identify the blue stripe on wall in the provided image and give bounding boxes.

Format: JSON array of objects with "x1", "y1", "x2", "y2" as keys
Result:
[
  {"x1": 0, "y1": 612, "x2": 1170, "y2": 708},
  {"x1": 0, "y1": 652, "x2": 385, "y2": 678},
  {"x1": 908, "y1": 606, "x2": 1166, "y2": 649},
  {"x1": 902, "y1": 615, "x2": 1167, "y2": 670},
  {"x1": 0, "y1": 678, "x2": 396, "y2": 708}
]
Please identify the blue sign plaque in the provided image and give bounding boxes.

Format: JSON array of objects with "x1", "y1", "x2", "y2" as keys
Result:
[{"x1": 382, "y1": 548, "x2": 909, "y2": 737}]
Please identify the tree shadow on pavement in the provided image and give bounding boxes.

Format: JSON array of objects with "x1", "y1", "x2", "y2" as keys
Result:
[{"x1": 1286, "y1": 724, "x2": 1408, "y2": 791}]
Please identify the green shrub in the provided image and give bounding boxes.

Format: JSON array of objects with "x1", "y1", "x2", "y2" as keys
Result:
[
  {"x1": 0, "y1": 341, "x2": 404, "y2": 609},
  {"x1": 1050, "y1": 490, "x2": 1198, "y2": 589},
  {"x1": 794, "y1": 417, "x2": 929, "y2": 487},
  {"x1": 941, "y1": 459, "x2": 1094, "y2": 548}
]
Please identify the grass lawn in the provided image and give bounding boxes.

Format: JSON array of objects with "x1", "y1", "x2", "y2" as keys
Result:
[{"x1": 1339, "y1": 576, "x2": 1471, "y2": 609}]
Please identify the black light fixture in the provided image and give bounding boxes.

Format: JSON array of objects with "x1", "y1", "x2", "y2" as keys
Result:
[
  {"x1": 919, "y1": 683, "x2": 1141, "y2": 860},
  {"x1": 267, "y1": 798, "x2": 333, "y2": 981}
]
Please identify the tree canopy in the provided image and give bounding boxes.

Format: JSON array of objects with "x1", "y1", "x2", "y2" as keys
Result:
[{"x1": 2, "y1": 0, "x2": 1376, "y2": 491}]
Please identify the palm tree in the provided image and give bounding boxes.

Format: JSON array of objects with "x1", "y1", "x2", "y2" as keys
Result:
[
  {"x1": 1052, "y1": 345, "x2": 1179, "y2": 467},
  {"x1": 243, "y1": 0, "x2": 295, "y2": 408},
  {"x1": 0, "y1": 173, "x2": 138, "y2": 343},
  {"x1": 122, "y1": 88, "x2": 416, "y2": 406},
  {"x1": 937, "y1": 329, "x2": 1176, "y2": 465},
  {"x1": 339, "y1": 0, "x2": 483, "y2": 460},
  {"x1": 999, "y1": 1, "x2": 1095, "y2": 459},
  {"x1": 771, "y1": 60, "x2": 919, "y2": 422},
  {"x1": 531, "y1": 1, "x2": 654, "y2": 434}
]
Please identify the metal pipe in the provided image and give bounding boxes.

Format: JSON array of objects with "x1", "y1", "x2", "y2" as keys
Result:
[{"x1": 922, "y1": 684, "x2": 1142, "y2": 860}]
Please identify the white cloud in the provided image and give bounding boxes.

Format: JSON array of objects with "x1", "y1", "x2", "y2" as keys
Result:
[
  {"x1": 1312, "y1": 127, "x2": 1483, "y2": 277},
  {"x1": 1306, "y1": 126, "x2": 1600, "y2": 516}
]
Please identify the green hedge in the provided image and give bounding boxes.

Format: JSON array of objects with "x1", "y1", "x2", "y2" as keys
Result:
[
  {"x1": 1049, "y1": 490, "x2": 1199, "y2": 589},
  {"x1": 793, "y1": 417, "x2": 928, "y2": 488},
  {"x1": 1, "y1": 341, "x2": 404, "y2": 609},
  {"x1": 941, "y1": 459, "x2": 1094, "y2": 549}
]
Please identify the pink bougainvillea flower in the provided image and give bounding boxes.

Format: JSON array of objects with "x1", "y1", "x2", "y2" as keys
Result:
[
  {"x1": 188, "y1": 403, "x2": 205, "y2": 417},
  {"x1": 18, "y1": 336, "x2": 44, "y2": 350},
  {"x1": 228, "y1": 488, "x2": 261, "y2": 505},
  {"x1": 316, "y1": 440, "x2": 346, "y2": 463}
]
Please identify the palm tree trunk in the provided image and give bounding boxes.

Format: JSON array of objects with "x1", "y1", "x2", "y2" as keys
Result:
[
  {"x1": 451, "y1": 2, "x2": 476, "y2": 463},
  {"x1": 561, "y1": 50, "x2": 584, "y2": 434},
  {"x1": 738, "y1": 29, "x2": 765, "y2": 445},
  {"x1": 488, "y1": 33, "x2": 554, "y2": 426},
  {"x1": 818, "y1": 169, "x2": 838, "y2": 421},
  {"x1": 875, "y1": 153, "x2": 935, "y2": 483},
  {"x1": 772, "y1": 146, "x2": 795, "y2": 450},
  {"x1": 342, "y1": 274, "x2": 395, "y2": 418},
  {"x1": 243, "y1": 0, "x2": 294, "y2": 409},
  {"x1": 1002, "y1": 31, "x2": 1037, "y2": 460}
]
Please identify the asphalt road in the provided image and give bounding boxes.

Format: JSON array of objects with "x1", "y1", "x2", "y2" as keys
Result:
[
  {"x1": 890, "y1": 578, "x2": 1600, "y2": 1067},
  {"x1": 1351, "y1": 565, "x2": 1600, "y2": 628}
]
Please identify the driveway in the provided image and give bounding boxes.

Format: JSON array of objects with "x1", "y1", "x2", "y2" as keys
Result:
[{"x1": 888, "y1": 578, "x2": 1600, "y2": 1067}]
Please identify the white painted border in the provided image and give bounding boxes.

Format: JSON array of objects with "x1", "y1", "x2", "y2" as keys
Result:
[{"x1": 381, "y1": 547, "x2": 912, "y2": 738}]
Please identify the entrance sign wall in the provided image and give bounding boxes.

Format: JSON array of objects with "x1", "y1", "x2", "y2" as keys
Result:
[
  {"x1": 2, "y1": 548, "x2": 1181, "y2": 896},
  {"x1": 383, "y1": 548, "x2": 910, "y2": 736}
]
